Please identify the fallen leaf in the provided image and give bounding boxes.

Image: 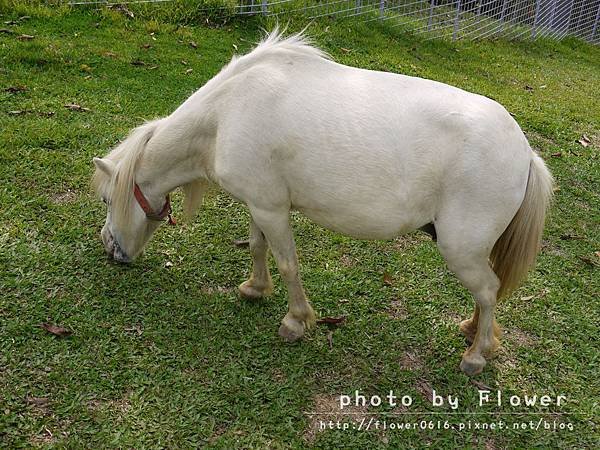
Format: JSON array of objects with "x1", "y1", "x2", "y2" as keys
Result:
[
  {"x1": 17, "y1": 34, "x2": 35, "y2": 41},
  {"x1": 25, "y1": 396, "x2": 50, "y2": 407},
  {"x1": 578, "y1": 256, "x2": 598, "y2": 267},
  {"x1": 327, "y1": 331, "x2": 333, "y2": 349},
  {"x1": 340, "y1": 47, "x2": 351, "y2": 53},
  {"x1": 560, "y1": 234, "x2": 584, "y2": 240},
  {"x1": 317, "y1": 316, "x2": 346, "y2": 325},
  {"x1": 232, "y1": 43, "x2": 238, "y2": 50},
  {"x1": 524, "y1": 85, "x2": 534, "y2": 91},
  {"x1": 64, "y1": 103, "x2": 90, "y2": 112},
  {"x1": 4, "y1": 86, "x2": 27, "y2": 94},
  {"x1": 80, "y1": 64, "x2": 92, "y2": 72},
  {"x1": 551, "y1": 152, "x2": 562, "y2": 157},
  {"x1": 0, "y1": 28, "x2": 15, "y2": 34},
  {"x1": 189, "y1": 41, "x2": 198, "y2": 49},
  {"x1": 102, "y1": 51, "x2": 116, "y2": 57},
  {"x1": 131, "y1": 59, "x2": 147, "y2": 66},
  {"x1": 165, "y1": 261, "x2": 174, "y2": 267},
  {"x1": 470, "y1": 379, "x2": 492, "y2": 391},
  {"x1": 595, "y1": 251, "x2": 600, "y2": 258},
  {"x1": 520, "y1": 295, "x2": 534, "y2": 301},
  {"x1": 181, "y1": 60, "x2": 188, "y2": 65},
  {"x1": 383, "y1": 271, "x2": 394, "y2": 286},
  {"x1": 338, "y1": 299, "x2": 349, "y2": 303},
  {"x1": 148, "y1": 65, "x2": 158, "y2": 70},
  {"x1": 8, "y1": 110, "x2": 27, "y2": 115},
  {"x1": 539, "y1": 84, "x2": 547, "y2": 89},
  {"x1": 185, "y1": 68, "x2": 193, "y2": 74},
  {"x1": 233, "y1": 239, "x2": 250, "y2": 248},
  {"x1": 41, "y1": 323, "x2": 72, "y2": 337},
  {"x1": 141, "y1": 43, "x2": 152, "y2": 49}
]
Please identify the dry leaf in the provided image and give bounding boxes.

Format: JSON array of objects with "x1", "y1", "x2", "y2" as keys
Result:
[
  {"x1": 233, "y1": 239, "x2": 250, "y2": 248},
  {"x1": 470, "y1": 379, "x2": 492, "y2": 391},
  {"x1": 17, "y1": 34, "x2": 35, "y2": 41},
  {"x1": 64, "y1": 103, "x2": 90, "y2": 112},
  {"x1": 189, "y1": 41, "x2": 198, "y2": 49},
  {"x1": 25, "y1": 396, "x2": 50, "y2": 407},
  {"x1": 595, "y1": 251, "x2": 600, "y2": 258},
  {"x1": 80, "y1": 64, "x2": 92, "y2": 72},
  {"x1": 578, "y1": 256, "x2": 598, "y2": 267},
  {"x1": 520, "y1": 295, "x2": 534, "y2": 301},
  {"x1": 560, "y1": 234, "x2": 584, "y2": 240},
  {"x1": 102, "y1": 51, "x2": 116, "y2": 57},
  {"x1": 0, "y1": 28, "x2": 15, "y2": 34},
  {"x1": 5, "y1": 85, "x2": 27, "y2": 93},
  {"x1": 165, "y1": 261, "x2": 174, "y2": 267},
  {"x1": 317, "y1": 316, "x2": 346, "y2": 325},
  {"x1": 185, "y1": 68, "x2": 193, "y2": 74},
  {"x1": 327, "y1": 330, "x2": 333, "y2": 349},
  {"x1": 8, "y1": 110, "x2": 27, "y2": 115},
  {"x1": 551, "y1": 152, "x2": 562, "y2": 157},
  {"x1": 232, "y1": 43, "x2": 238, "y2": 50},
  {"x1": 141, "y1": 43, "x2": 152, "y2": 49},
  {"x1": 131, "y1": 59, "x2": 147, "y2": 66},
  {"x1": 41, "y1": 323, "x2": 72, "y2": 337},
  {"x1": 340, "y1": 47, "x2": 351, "y2": 53},
  {"x1": 383, "y1": 271, "x2": 394, "y2": 286},
  {"x1": 181, "y1": 60, "x2": 188, "y2": 65}
]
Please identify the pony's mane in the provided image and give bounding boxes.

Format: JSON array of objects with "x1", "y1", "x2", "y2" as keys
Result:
[
  {"x1": 92, "y1": 119, "x2": 160, "y2": 228},
  {"x1": 92, "y1": 28, "x2": 327, "y2": 226},
  {"x1": 199, "y1": 26, "x2": 330, "y2": 96}
]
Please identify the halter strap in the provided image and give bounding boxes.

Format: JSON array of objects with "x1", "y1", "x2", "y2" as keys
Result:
[{"x1": 134, "y1": 183, "x2": 176, "y2": 225}]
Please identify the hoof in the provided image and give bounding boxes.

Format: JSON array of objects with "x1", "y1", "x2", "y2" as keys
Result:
[
  {"x1": 239, "y1": 279, "x2": 271, "y2": 300},
  {"x1": 278, "y1": 316, "x2": 305, "y2": 343},
  {"x1": 460, "y1": 352, "x2": 486, "y2": 376},
  {"x1": 459, "y1": 319, "x2": 477, "y2": 344}
]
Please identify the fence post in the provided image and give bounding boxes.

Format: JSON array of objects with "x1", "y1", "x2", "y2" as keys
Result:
[
  {"x1": 593, "y1": 2, "x2": 600, "y2": 40},
  {"x1": 532, "y1": 0, "x2": 542, "y2": 38},
  {"x1": 453, "y1": 0, "x2": 462, "y2": 40},
  {"x1": 548, "y1": 0, "x2": 558, "y2": 31},
  {"x1": 428, "y1": 0, "x2": 436, "y2": 31},
  {"x1": 261, "y1": 0, "x2": 267, "y2": 16},
  {"x1": 356, "y1": 0, "x2": 362, "y2": 15},
  {"x1": 499, "y1": 0, "x2": 508, "y2": 33},
  {"x1": 379, "y1": 0, "x2": 385, "y2": 20}
]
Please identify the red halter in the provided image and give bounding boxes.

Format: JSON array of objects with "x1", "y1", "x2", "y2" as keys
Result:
[{"x1": 133, "y1": 183, "x2": 176, "y2": 225}]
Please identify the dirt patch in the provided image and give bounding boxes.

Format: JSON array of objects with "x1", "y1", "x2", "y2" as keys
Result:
[
  {"x1": 50, "y1": 189, "x2": 77, "y2": 204},
  {"x1": 505, "y1": 328, "x2": 537, "y2": 347},
  {"x1": 386, "y1": 298, "x2": 409, "y2": 320},
  {"x1": 200, "y1": 285, "x2": 234, "y2": 295},
  {"x1": 339, "y1": 253, "x2": 357, "y2": 267},
  {"x1": 399, "y1": 350, "x2": 425, "y2": 371},
  {"x1": 393, "y1": 233, "x2": 427, "y2": 251},
  {"x1": 303, "y1": 394, "x2": 371, "y2": 443}
]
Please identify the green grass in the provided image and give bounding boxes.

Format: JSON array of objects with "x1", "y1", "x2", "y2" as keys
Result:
[{"x1": 1, "y1": 4, "x2": 599, "y2": 448}]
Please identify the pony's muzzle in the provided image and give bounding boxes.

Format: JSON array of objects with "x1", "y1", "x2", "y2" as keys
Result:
[{"x1": 101, "y1": 227, "x2": 131, "y2": 263}]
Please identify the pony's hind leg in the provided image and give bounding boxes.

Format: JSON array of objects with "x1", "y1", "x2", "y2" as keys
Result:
[
  {"x1": 437, "y1": 239, "x2": 502, "y2": 376},
  {"x1": 248, "y1": 207, "x2": 316, "y2": 342},
  {"x1": 239, "y1": 219, "x2": 273, "y2": 300},
  {"x1": 459, "y1": 304, "x2": 501, "y2": 345}
]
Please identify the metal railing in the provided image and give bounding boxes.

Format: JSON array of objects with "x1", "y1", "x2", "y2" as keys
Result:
[{"x1": 67, "y1": 0, "x2": 600, "y2": 44}]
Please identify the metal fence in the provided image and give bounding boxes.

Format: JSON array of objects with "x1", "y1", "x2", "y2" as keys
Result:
[{"x1": 69, "y1": 0, "x2": 600, "y2": 44}]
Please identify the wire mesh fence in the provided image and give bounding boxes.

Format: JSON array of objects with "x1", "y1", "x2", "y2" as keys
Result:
[{"x1": 68, "y1": 0, "x2": 600, "y2": 44}]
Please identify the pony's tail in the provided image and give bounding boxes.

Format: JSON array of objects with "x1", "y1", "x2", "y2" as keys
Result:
[{"x1": 490, "y1": 152, "x2": 554, "y2": 299}]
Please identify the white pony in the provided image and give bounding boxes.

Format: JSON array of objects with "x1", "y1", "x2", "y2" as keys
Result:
[{"x1": 92, "y1": 29, "x2": 553, "y2": 376}]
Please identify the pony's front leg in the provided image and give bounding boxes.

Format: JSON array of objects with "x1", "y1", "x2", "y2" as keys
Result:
[
  {"x1": 239, "y1": 219, "x2": 273, "y2": 300},
  {"x1": 249, "y1": 207, "x2": 316, "y2": 342}
]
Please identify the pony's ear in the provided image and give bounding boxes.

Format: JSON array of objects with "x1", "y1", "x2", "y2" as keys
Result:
[{"x1": 93, "y1": 157, "x2": 115, "y2": 176}]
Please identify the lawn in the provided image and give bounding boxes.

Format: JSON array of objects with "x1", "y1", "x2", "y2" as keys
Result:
[{"x1": 0, "y1": 2, "x2": 599, "y2": 448}]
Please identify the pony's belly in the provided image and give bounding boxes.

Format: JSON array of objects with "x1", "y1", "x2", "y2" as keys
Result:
[{"x1": 295, "y1": 206, "x2": 419, "y2": 240}]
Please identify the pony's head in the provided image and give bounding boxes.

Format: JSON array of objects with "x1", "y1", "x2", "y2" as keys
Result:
[{"x1": 92, "y1": 122, "x2": 165, "y2": 263}]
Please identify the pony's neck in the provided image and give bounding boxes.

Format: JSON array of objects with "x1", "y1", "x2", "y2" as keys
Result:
[{"x1": 135, "y1": 113, "x2": 216, "y2": 205}]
